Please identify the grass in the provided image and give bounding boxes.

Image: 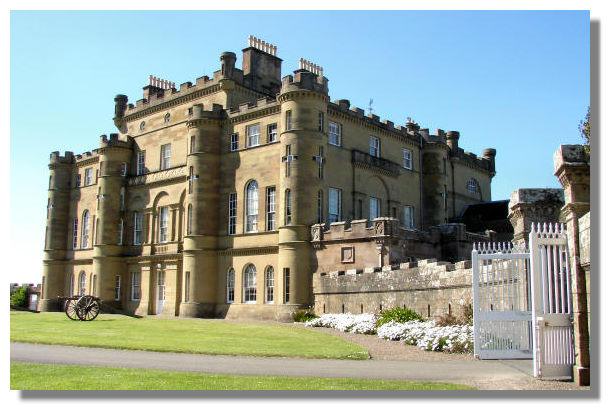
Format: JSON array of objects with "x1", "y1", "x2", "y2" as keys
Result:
[
  {"x1": 10, "y1": 311, "x2": 368, "y2": 360},
  {"x1": 10, "y1": 362, "x2": 474, "y2": 390}
]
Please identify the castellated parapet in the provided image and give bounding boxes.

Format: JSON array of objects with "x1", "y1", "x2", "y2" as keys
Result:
[{"x1": 313, "y1": 258, "x2": 473, "y2": 318}]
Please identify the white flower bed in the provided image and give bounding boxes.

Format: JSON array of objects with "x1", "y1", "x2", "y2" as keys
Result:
[
  {"x1": 377, "y1": 321, "x2": 474, "y2": 353},
  {"x1": 305, "y1": 313, "x2": 377, "y2": 334},
  {"x1": 307, "y1": 313, "x2": 473, "y2": 353}
]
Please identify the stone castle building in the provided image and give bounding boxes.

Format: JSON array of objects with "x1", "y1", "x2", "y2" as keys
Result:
[{"x1": 41, "y1": 37, "x2": 497, "y2": 320}]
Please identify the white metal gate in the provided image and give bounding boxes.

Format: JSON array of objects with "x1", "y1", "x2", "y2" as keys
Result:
[
  {"x1": 472, "y1": 223, "x2": 574, "y2": 379},
  {"x1": 529, "y1": 223, "x2": 574, "y2": 379},
  {"x1": 472, "y1": 242, "x2": 533, "y2": 359}
]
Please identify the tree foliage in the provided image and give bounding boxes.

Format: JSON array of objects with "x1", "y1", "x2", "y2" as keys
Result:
[
  {"x1": 10, "y1": 287, "x2": 28, "y2": 308},
  {"x1": 579, "y1": 106, "x2": 590, "y2": 145}
]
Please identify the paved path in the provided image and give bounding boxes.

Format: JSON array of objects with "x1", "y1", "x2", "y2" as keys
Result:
[{"x1": 12, "y1": 342, "x2": 532, "y2": 384}]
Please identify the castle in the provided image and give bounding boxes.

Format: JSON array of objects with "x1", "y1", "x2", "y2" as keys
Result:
[{"x1": 41, "y1": 36, "x2": 497, "y2": 321}]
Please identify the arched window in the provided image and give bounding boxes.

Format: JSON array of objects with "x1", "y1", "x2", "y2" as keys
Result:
[
  {"x1": 78, "y1": 271, "x2": 87, "y2": 295},
  {"x1": 186, "y1": 204, "x2": 193, "y2": 235},
  {"x1": 81, "y1": 210, "x2": 90, "y2": 248},
  {"x1": 159, "y1": 206, "x2": 169, "y2": 242},
  {"x1": 226, "y1": 268, "x2": 235, "y2": 303},
  {"x1": 245, "y1": 180, "x2": 258, "y2": 232},
  {"x1": 467, "y1": 178, "x2": 479, "y2": 194},
  {"x1": 68, "y1": 274, "x2": 75, "y2": 296},
  {"x1": 243, "y1": 264, "x2": 257, "y2": 303},
  {"x1": 265, "y1": 266, "x2": 274, "y2": 304}
]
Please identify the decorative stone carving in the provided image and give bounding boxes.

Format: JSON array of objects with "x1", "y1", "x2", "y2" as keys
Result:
[
  {"x1": 128, "y1": 165, "x2": 187, "y2": 187},
  {"x1": 341, "y1": 246, "x2": 354, "y2": 264}
]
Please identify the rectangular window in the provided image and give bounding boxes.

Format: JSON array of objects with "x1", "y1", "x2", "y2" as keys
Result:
[
  {"x1": 184, "y1": 272, "x2": 190, "y2": 302},
  {"x1": 318, "y1": 111, "x2": 324, "y2": 132},
  {"x1": 189, "y1": 135, "x2": 196, "y2": 154},
  {"x1": 76, "y1": 174, "x2": 81, "y2": 187},
  {"x1": 159, "y1": 206, "x2": 169, "y2": 243},
  {"x1": 358, "y1": 199, "x2": 363, "y2": 219},
  {"x1": 84, "y1": 168, "x2": 93, "y2": 186},
  {"x1": 328, "y1": 188, "x2": 342, "y2": 223},
  {"x1": 284, "y1": 189, "x2": 292, "y2": 225},
  {"x1": 230, "y1": 133, "x2": 239, "y2": 151},
  {"x1": 317, "y1": 190, "x2": 323, "y2": 223},
  {"x1": 285, "y1": 110, "x2": 292, "y2": 130},
  {"x1": 120, "y1": 162, "x2": 127, "y2": 176},
  {"x1": 266, "y1": 187, "x2": 276, "y2": 231},
  {"x1": 119, "y1": 187, "x2": 125, "y2": 211},
  {"x1": 369, "y1": 197, "x2": 381, "y2": 222},
  {"x1": 117, "y1": 220, "x2": 124, "y2": 245},
  {"x1": 266, "y1": 268, "x2": 274, "y2": 303},
  {"x1": 72, "y1": 218, "x2": 78, "y2": 249},
  {"x1": 317, "y1": 146, "x2": 324, "y2": 179},
  {"x1": 267, "y1": 123, "x2": 278, "y2": 143},
  {"x1": 247, "y1": 124, "x2": 260, "y2": 147},
  {"x1": 403, "y1": 149, "x2": 413, "y2": 170},
  {"x1": 403, "y1": 205, "x2": 415, "y2": 229},
  {"x1": 160, "y1": 144, "x2": 171, "y2": 170},
  {"x1": 228, "y1": 193, "x2": 237, "y2": 235},
  {"x1": 136, "y1": 151, "x2": 146, "y2": 175},
  {"x1": 131, "y1": 272, "x2": 141, "y2": 301},
  {"x1": 283, "y1": 268, "x2": 290, "y2": 304},
  {"x1": 285, "y1": 145, "x2": 292, "y2": 177},
  {"x1": 133, "y1": 211, "x2": 143, "y2": 245},
  {"x1": 114, "y1": 275, "x2": 121, "y2": 301},
  {"x1": 91, "y1": 275, "x2": 97, "y2": 296},
  {"x1": 188, "y1": 166, "x2": 194, "y2": 194},
  {"x1": 328, "y1": 122, "x2": 341, "y2": 146},
  {"x1": 369, "y1": 136, "x2": 381, "y2": 158}
]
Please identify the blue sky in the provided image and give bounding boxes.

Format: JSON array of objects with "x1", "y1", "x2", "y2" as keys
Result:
[{"x1": 10, "y1": 10, "x2": 589, "y2": 282}]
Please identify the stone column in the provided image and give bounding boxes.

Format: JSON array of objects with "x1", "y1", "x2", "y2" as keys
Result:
[{"x1": 554, "y1": 144, "x2": 590, "y2": 386}]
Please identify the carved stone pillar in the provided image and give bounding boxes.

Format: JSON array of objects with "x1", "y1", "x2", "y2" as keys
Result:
[
  {"x1": 507, "y1": 188, "x2": 564, "y2": 245},
  {"x1": 554, "y1": 144, "x2": 590, "y2": 386}
]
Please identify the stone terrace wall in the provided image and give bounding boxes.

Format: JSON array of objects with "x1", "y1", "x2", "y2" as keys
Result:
[{"x1": 312, "y1": 259, "x2": 472, "y2": 319}]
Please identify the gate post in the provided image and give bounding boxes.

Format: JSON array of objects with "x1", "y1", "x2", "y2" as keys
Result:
[
  {"x1": 471, "y1": 245, "x2": 479, "y2": 358},
  {"x1": 528, "y1": 225, "x2": 542, "y2": 377},
  {"x1": 554, "y1": 145, "x2": 590, "y2": 386}
]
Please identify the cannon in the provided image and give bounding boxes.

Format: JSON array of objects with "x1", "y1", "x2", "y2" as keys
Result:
[{"x1": 64, "y1": 295, "x2": 101, "y2": 321}]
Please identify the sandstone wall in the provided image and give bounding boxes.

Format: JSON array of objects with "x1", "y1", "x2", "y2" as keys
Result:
[{"x1": 312, "y1": 259, "x2": 472, "y2": 318}]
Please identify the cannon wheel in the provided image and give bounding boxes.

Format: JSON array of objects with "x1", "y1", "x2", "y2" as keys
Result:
[
  {"x1": 64, "y1": 298, "x2": 80, "y2": 321},
  {"x1": 76, "y1": 296, "x2": 100, "y2": 321}
]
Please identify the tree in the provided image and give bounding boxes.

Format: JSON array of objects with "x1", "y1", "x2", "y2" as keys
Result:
[
  {"x1": 10, "y1": 287, "x2": 28, "y2": 308},
  {"x1": 579, "y1": 106, "x2": 590, "y2": 146}
]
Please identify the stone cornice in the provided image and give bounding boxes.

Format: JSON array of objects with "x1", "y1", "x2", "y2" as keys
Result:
[
  {"x1": 227, "y1": 104, "x2": 280, "y2": 124},
  {"x1": 75, "y1": 157, "x2": 100, "y2": 168},
  {"x1": 278, "y1": 89, "x2": 328, "y2": 104}
]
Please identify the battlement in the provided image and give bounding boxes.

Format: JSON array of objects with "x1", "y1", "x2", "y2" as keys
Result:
[
  {"x1": 124, "y1": 74, "x2": 218, "y2": 116},
  {"x1": 227, "y1": 96, "x2": 278, "y2": 117},
  {"x1": 49, "y1": 151, "x2": 75, "y2": 164},
  {"x1": 280, "y1": 68, "x2": 329, "y2": 96},
  {"x1": 328, "y1": 99, "x2": 421, "y2": 141},
  {"x1": 188, "y1": 102, "x2": 225, "y2": 120},
  {"x1": 73, "y1": 149, "x2": 100, "y2": 163},
  {"x1": 317, "y1": 256, "x2": 472, "y2": 278},
  {"x1": 99, "y1": 133, "x2": 132, "y2": 149}
]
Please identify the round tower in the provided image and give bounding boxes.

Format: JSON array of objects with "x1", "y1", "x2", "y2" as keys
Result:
[
  {"x1": 180, "y1": 103, "x2": 223, "y2": 317},
  {"x1": 40, "y1": 151, "x2": 73, "y2": 311},
  {"x1": 276, "y1": 68, "x2": 329, "y2": 316},
  {"x1": 92, "y1": 134, "x2": 132, "y2": 306}
]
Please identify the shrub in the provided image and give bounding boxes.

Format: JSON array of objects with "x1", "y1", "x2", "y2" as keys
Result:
[
  {"x1": 305, "y1": 313, "x2": 377, "y2": 334},
  {"x1": 293, "y1": 309, "x2": 318, "y2": 323},
  {"x1": 376, "y1": 306, "x2": 424, "y2": 327},
  {"x1": 10, "y1": 287, "x2": 28, "y2": 308},
  {"x1": 461, "y1": 303, "x2": 473, "y2": 325},
  {"x1": 435, "y1": 313, "x2": 463, "y2": 326}
]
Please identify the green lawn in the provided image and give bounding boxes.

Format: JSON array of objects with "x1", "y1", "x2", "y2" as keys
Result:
[
  {"x1": 10, "y1": 311, "x2": 368, "y2": 360},
  {"x1": 10, "y1": 362, "x2": 473, "y2": 390}
]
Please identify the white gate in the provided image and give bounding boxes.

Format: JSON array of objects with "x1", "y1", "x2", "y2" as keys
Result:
[
  {"x1": 472, "y1": 223, "x2": 574, "y2": 380},
  {"x1": 529, "y1": 223, "x2": 574, "y2": 379},
  {"x1": 472, "y1": 243, "x2": 533, "y2": 359}
]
